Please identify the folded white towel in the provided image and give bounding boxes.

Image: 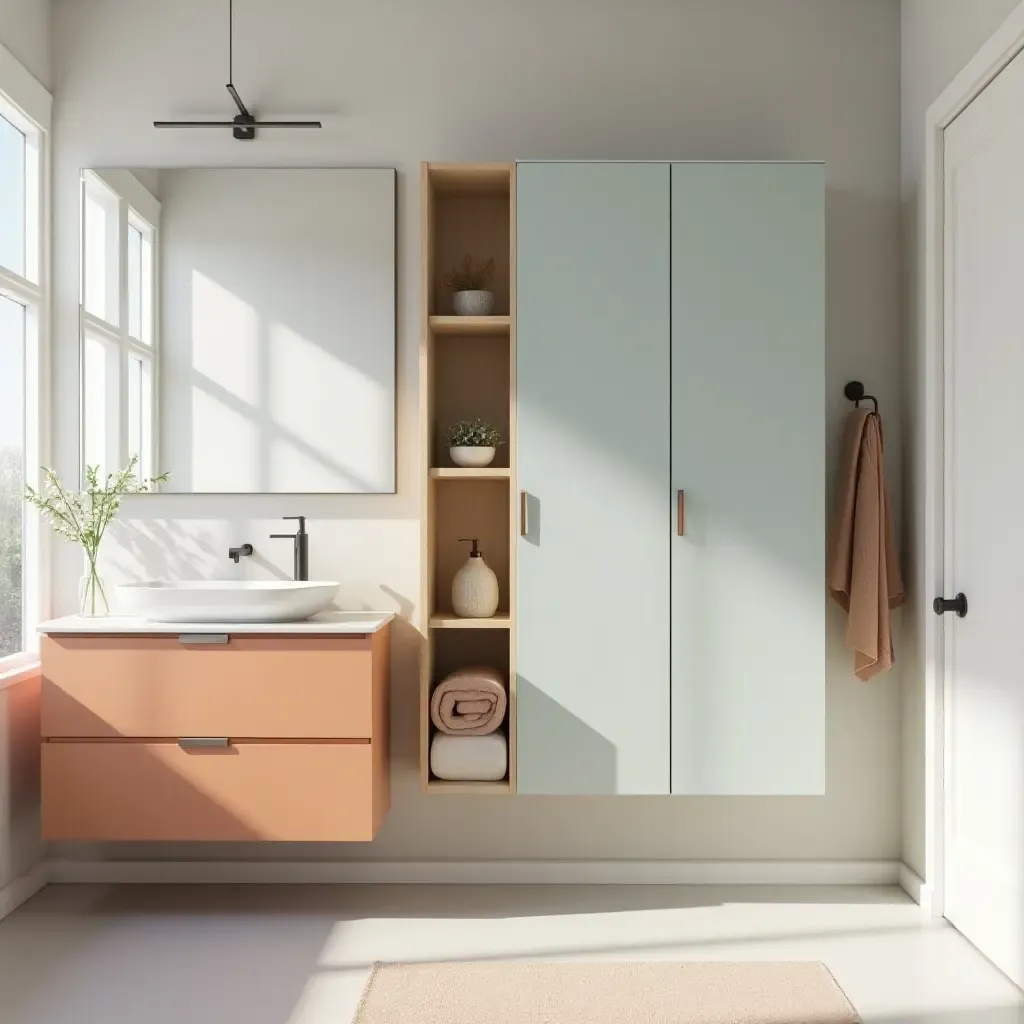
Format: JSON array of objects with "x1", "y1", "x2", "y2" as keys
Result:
[{"x1": 430, "y1": 733, "x2": 507, "y2": 782}]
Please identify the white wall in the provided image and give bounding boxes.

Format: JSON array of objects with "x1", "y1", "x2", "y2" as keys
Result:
[
  {"x1": 51, "y1": 0, "x2": 903, "y2": 864},
  {"x1": 0, "y1": 0, "x2": 50, "y2": 88},
  {"x1": 900, "y1": 0, "x2": 1020, "y2": 881}
]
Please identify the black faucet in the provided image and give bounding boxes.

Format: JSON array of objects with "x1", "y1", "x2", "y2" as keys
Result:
[
  {"x1": 228, "y1": 543, "x2": 253, "y2": 563},
  {"x1": 270, "y1": 516, "x2": 309, "y2": 581}
]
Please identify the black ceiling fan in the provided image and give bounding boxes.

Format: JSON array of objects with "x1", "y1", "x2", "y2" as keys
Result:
[{"x1": 154, "y1": 0, "x2": 322, "y2": 140}]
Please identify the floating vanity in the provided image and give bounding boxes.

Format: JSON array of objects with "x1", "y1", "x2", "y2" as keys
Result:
[{"x1": 38, "y1": 613, "x2": 393, "y2": 843}]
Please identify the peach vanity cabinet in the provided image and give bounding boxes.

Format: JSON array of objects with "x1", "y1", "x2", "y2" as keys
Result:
[{"x1": 38, "y1": 615, "x2": 393, "y2": 842}]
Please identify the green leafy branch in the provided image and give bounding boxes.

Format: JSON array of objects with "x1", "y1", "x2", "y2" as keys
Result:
[{"x1": 25, "y1": 454, "x2": 169, "y2": 563}]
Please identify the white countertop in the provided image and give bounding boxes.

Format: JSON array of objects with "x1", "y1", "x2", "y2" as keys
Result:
[{"x1": 37, "y1": 611, "x2": 395, "y2": 635}]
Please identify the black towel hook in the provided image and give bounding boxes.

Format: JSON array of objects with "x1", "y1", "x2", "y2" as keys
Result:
[{"x1": 844, "y1": 381, "x2": 879, "y2": 414}]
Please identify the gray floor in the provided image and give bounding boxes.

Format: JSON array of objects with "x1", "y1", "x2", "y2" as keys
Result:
[{"x1": 0, "y1": 884, "x2": 1021, "y2": 1023}]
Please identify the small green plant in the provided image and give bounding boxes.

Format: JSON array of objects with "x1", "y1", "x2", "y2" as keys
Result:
[
  {"x1": 25, "y1": 455, "x2": 169, "y2": 614},
  {"x1": 446, "y1": 419, "x2": 502, "y2": 448},
  {"x1": 444, "y1": 254, "x2": 495, "y2": 292}
]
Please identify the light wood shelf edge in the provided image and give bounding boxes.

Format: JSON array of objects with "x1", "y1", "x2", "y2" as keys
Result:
[
  {"x1": 508, "y1": 162, "x2": 518, "y2": 794},
  {"x1": 419, "y1": 161, "x2": 434, "y2": 792},
  {"x1": 429, "y1": 468, "x2": 511, "y2": 480},
  {"x1": 425, "y1": 780, "x2": 512, "y2": 794},
  {"x1": 429, "y1": 615, "x2": 512, "y2": 630},
  {"x1": 429, "y1": 315, "x2": 511, "y2": 336}
]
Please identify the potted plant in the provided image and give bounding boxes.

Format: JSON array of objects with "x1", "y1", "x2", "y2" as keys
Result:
[
  {"x1": 446, "y1": 420, "x2": 502, "y2": 468},
  {"x1": 444, "y1": 254, "x2": 496, "y2": 316},
  {"x1": 25, "y1": 455, "x2": 168, "y2": 616}
]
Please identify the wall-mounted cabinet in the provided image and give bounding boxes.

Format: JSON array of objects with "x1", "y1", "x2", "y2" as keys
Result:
[
  {"x1": 421, "y1": 160, "x2": 825, "y2": 799},
  {"x1": 516, "y1": 161, "x2": 826, "y2": 796}
]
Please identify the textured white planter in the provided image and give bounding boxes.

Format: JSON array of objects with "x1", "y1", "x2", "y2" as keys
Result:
[
  {"x1": 450, "y1": 446, "x2": 496, "y2": 468},
  {"x1": 453, "y1": 290, "x2": 494, "y2": 316}
]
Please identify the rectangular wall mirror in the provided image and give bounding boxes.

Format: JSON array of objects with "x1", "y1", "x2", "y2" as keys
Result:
[{"x1": 79, "y1": 167, "x2": 396, "y2": 493}]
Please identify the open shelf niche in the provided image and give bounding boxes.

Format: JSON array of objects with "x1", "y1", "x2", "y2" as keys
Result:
[{"x1": 419, "y1": 163, "x2": 516, "y2": 794}]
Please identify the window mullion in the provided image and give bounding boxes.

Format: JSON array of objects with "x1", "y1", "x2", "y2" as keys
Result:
[{"x1": 118, "y1": 198, "x2": 130, "y2": 469}]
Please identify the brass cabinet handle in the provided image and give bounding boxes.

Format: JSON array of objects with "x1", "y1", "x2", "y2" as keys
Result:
[
  {"x1": 520, "y1": 490, "x2": 529, "y2": 537},
  {"x1": 677, "y1": 490, "x2": 685, "y2": 536}
]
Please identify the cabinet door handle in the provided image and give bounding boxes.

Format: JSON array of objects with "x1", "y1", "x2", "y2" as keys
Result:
[
  {"x1": 178, "y1": 634, "x2": 230, "y2": 645},
  {"x1": 520, "y1": 490, "x2": 529, "y2": 537},
  {"x1": 677, "y1": 490, "x2": 685, "y2": 536},
  {"x1": 178, "y1": 737, "x2": 231, "y2": 749}
]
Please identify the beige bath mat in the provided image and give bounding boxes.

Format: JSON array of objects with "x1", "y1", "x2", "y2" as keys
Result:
[{"x1": 354, "y1": 961, "x2": 860, "y2": 1023}]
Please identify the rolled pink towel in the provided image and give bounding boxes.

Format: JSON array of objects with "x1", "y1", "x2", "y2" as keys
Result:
[{"x1": 430, "y1": 667, "x2": 507, "y2": 736}]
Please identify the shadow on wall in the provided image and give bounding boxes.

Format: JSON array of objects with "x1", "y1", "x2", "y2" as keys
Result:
[{"x1": 515, "y1": 678, "x2": 617, "y2": 794}]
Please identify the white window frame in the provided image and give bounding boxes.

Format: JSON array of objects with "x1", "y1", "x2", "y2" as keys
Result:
[
  {"x1": 0, "y1": 43, "x2": 51, "y2": 672},
  {"x1": 79, "y1": 169, "x2": 160, "y2": 483}
]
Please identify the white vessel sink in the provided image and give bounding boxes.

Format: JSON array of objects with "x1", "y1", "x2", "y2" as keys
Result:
[{"x1": 116, "y1": 581, "x2": 341, "y2": 623}]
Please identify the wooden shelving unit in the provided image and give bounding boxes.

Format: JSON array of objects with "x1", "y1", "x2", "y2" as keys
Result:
[{"x1": 420, "y1": 162, "x2": 517, "y2": 794}]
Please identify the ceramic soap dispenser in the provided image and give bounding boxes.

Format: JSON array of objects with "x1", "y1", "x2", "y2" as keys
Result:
[{"x1": 451, "y1": 538, "x2": 500, "y2": 618}]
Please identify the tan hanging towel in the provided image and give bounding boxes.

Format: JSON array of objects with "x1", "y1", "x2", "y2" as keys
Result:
[{"x1": 828, "y1": 408, "x2": 905, "y2": 680}]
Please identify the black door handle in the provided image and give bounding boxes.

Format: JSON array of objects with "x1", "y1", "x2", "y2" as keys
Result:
[{"x1": 933, "y1": 593, "x2": 968, "y2": 618}]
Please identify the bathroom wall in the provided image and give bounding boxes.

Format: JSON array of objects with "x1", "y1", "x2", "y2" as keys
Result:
[
  {"x1": 899, "y1": 0, "x2": 1021, "y2": 882},
  {"x1": 50, "y1": 0, "x2": 903, "y2": 864},
  {"x1": 0, "y1": 0, "x2": 50, "y2": 88},
  {"x1": 0, "y1": 5, "x2": 49, "y2": 894}
]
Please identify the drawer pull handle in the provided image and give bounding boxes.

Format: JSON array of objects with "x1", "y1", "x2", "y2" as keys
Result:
[
  {"x1": 178, "y1": 634, "x2": 230, "y2": 645},
  {"x1": 520, "y1": 490, "x2": 529, "y2": 537},
  {"x1": 178, "y1": 737, "x2": 231, "y2": 749},
  {"x1": 677, "y1": 490, "x2": 685, "y2": 537}
]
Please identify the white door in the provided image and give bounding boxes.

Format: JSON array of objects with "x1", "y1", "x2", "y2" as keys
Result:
[{"x1": 944, "y1": 45, "x2": 1024, "y2": 987}]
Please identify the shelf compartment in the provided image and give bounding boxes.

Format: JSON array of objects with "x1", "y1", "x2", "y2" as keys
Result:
[
  {"x1": 429, "y1": 315, "x2": 511, "y2": 336},
  {"x1": 432, "y1": 477, "x2": 510, "y2": 619},
  {"x1": 428, "y1": 163, "x2": 513, "y2": 195},
  {"x1": 429, "y1": 468, "x2": 511, "y2": 480},
  {"x1": 431, "y1": 191, "x2": 511, "y2": 316},
  {"x1": 433, "y1": 629, "x2": 510, "y2": 679},
  {"x1": 430, "y1": 615, "x2": 512, "y2": 630},
  {"x1": 432, "y1": 333, "x2": 510, "y2": 468}
]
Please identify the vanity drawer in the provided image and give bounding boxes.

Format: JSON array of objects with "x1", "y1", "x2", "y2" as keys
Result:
[
  {"x1": 42, "y1": 740, "x2": 387, "y2": 842},
  {"x1": 41, "y1": 634, "x2": 385, "y2": 740}
]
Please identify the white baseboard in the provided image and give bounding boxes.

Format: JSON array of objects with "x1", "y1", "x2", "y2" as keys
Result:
[
  {"x1": 46, "y1": 858, "x2": 902, "y2": 887},
  {"x1": 0, "y1": 863, "x2": 47, "y2": 922},
  {"x1": 898, "y1": 862, "x2": 935, "y2": 913}
]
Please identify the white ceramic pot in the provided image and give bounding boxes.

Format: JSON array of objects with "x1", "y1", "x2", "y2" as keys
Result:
[
  {"x1": 450, "y1": 446, "x2": 496, "y2": 468},
  {"x1": 453, "y1": 290, "x2": 494, "y2": 316}
]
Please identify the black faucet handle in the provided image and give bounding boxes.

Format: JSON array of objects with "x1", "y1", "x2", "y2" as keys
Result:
[
  {"x1": 282, "y1": 516, "x2": 307, "y2": 533},
  {"x1": 228, "y1": 543, "x2": 254, "y2": 563}
]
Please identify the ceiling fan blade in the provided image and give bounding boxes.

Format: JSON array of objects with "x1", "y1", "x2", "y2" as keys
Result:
[{"x1": 153, "y1": 121, "x2": 241, "y2": 127}]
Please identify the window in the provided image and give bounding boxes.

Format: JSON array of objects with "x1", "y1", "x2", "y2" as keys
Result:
[
  {"x1": 80, "y1": 171, "x2": 159, "y2": 482},
  {"x1": 0, "y1": 44, "x2": 50, "y2": 663}
]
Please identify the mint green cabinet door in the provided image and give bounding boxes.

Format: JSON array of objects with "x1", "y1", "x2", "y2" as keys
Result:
[
  {"x1": 517, "y1": 162, "x2": 671, "y2": 795},
  {"x1": 671, "y1": 163, "x2": 826, "y2": 795}
]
